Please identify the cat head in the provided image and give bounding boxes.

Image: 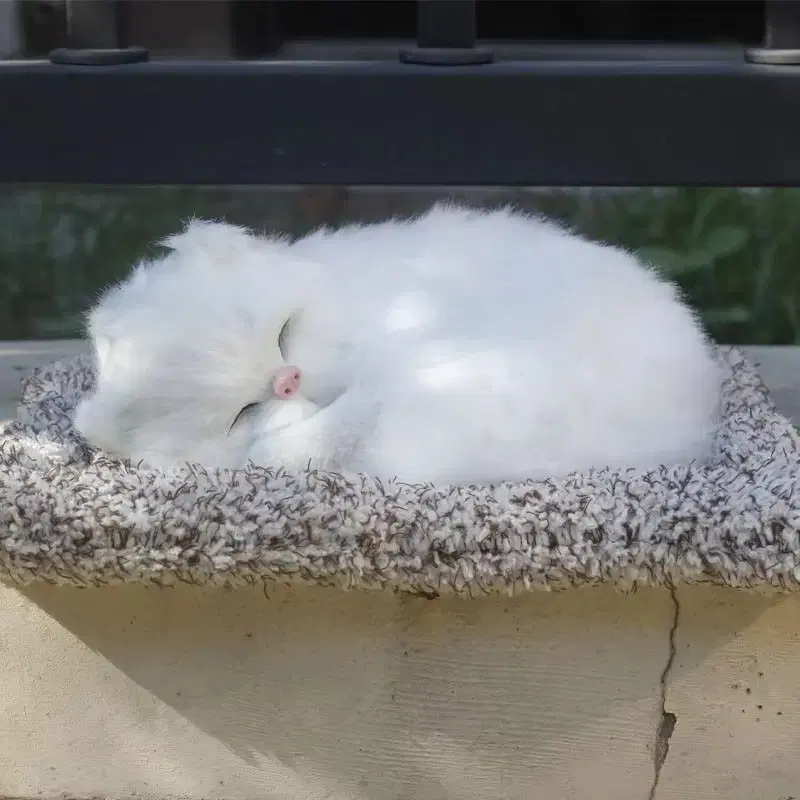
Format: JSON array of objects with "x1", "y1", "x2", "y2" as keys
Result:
[{"x1": 74, "y1": 219, "x2": 318, "y2": 468}]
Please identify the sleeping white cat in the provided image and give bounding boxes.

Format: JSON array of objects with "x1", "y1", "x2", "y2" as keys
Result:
[{"x1": 74, "y1": 203, "x2": 722, "y2": 485}]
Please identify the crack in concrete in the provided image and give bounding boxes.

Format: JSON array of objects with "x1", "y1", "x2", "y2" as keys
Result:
[{"x1": 649, "y1": 584, "x2": 680, "y2": 800}]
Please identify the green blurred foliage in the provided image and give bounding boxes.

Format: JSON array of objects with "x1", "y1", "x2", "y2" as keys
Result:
[
  {"x1": 520, "y1": 187, "x2": 800, "y2": 345},
  {"x1": 0, "y1": 186, "x2": 797, "y2": 344}
]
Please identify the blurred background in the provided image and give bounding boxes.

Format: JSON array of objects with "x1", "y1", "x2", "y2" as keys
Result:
[{"x1": 0, "y1": 185, "x2": 795, "y2": 345}]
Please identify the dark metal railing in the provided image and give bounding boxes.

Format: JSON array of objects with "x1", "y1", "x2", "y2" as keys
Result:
[{"x1": 3, "y1": 0, "x2": 800, "y2": 186}]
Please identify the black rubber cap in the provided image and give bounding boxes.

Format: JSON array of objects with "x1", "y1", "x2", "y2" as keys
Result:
[
  {"x1": 49, "y1": 46, "x2": 150, "y2": 66},
  {"x1": 399, "y1": 46, "x2": 494, "y2": 66}
]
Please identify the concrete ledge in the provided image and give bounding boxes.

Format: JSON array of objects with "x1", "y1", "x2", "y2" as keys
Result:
[
  {"x1": 2, "y1": 583, "x2": 673, "y2": 800},
  {"x1": 1, "y1": 343, "x2": 799, "y2": 799},
  {"x1": 3, "y1": 583, "x2": 800, "y2": 800},
  {"x1": 0, "y1": 340, "x2": 87, "y2": 421}
]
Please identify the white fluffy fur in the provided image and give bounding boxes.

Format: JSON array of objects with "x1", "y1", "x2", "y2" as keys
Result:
[{"x1": 74, "y1": 204, "x2": 722, "y2": 485}]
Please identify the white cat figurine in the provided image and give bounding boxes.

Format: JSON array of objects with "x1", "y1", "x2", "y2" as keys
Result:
[{"x1": 74, "y1": 203, "x2": 722, "y2": 485}]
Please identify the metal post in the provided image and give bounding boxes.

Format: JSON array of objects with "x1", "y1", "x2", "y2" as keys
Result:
[
  {"x1": 400, "y1": 0, "x2": 493, "y2": 66},
  {"x1": 746, "y1": 0, "x2": 800, "y2": 64}
]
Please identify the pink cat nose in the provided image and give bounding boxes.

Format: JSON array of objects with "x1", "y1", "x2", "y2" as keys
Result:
[{"x1": 273, "y1": 365, "x2": 302, "y2": 399}]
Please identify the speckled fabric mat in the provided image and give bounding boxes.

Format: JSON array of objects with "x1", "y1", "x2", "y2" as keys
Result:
[{"x1": 0, "y1": 348, "x2": 798, "y2": 592}]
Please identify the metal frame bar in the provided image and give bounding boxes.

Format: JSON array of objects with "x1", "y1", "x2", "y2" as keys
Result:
[
  {"x1": 2, "y1": 45, "x2": 800, "y2": 187},
  {"x1": 3, "y1": 0, "x2": 800, "y2": 188}
]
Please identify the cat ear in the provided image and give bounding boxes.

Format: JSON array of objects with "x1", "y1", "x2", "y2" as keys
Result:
[{"x1": 160, "y1": 218, "x2": 258, "y2": 268}]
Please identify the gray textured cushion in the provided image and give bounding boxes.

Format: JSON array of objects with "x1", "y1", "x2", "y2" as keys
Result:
[{"x1": 0, "y1": 349, "x2": 798, "y2": 593}]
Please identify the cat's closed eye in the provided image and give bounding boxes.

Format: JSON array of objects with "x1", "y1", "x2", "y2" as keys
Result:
[
  {"x1": 278, "y1": 315, "x2": 293, "y2": 361},
  {"x1": 229, "y1": 316, "x2": 293, "y2": 435},
  {"x1": 228, "y1": 402, "x2": 261, "y2": 434}
]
